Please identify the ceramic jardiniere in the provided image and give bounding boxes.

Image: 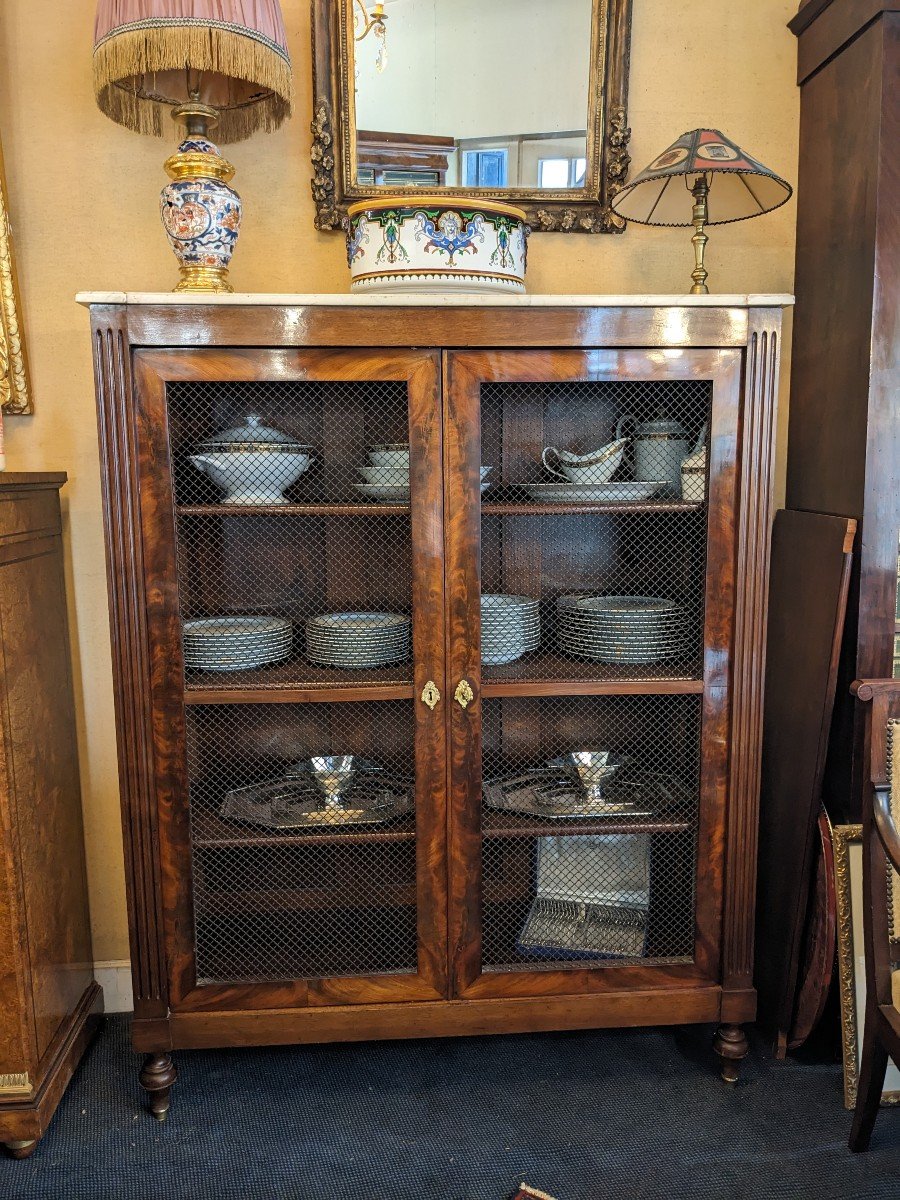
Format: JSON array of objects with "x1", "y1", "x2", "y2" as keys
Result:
[
  {"x1": 161, "y1": 135, "x2": 242, "y2": 293},
  {"x1": 346, "y1": 196, "x2": 529, "y2": 294}
]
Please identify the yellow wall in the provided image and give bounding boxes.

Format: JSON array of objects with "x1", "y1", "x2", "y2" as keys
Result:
[{"x1": 0, "y1": 1, "x2": 799, "y2": 964}]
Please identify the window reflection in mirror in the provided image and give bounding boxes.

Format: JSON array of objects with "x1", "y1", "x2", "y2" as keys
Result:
[{"x1": 352, "y1": 0, "x2": 595, "y2": 191}]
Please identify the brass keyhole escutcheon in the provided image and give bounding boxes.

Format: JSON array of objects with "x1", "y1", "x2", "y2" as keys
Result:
[
  {"x1": 421, "y1": 681, "x2": 441, "y2": 711},
  {"x1": 454, "y1": 679, "x2": 474, "y2": 709}
]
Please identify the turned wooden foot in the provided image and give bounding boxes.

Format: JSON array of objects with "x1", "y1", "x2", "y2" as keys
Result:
[
  {"x1": 139, "y1": 1052, "x2": 177, "y2": 1121},
  {"x1": 5, "y1": 1139, "x2": 39, "y2": 1159},
  {"x1": 713, "y1": 1023, "x2": 749, "y2": 1083}
]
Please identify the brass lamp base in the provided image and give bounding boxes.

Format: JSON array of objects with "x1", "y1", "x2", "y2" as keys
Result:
[{"x1": 160, "y1": 101, "x2": 242, "y2": 295}]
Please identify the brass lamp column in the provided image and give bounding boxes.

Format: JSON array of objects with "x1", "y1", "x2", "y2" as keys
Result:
[
  {"x1": 689, "y1": 174, "x2": 710, "y2": 295},
  {"x1": 611, "y1": 129, "x2": 792, "y2": 293},
  {"x1": 92, "y1": 0, "x2": 293, "y2": 292}
]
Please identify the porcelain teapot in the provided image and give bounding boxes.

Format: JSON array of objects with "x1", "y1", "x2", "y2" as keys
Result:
[
  {"x1": 614, "y1": 414, "x2": 693, "y2": 491},
  {"x1": 541, "y1": 437, "x2": 628, "y2": 484}
]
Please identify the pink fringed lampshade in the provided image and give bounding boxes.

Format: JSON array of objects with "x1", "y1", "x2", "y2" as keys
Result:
[{"x1": 93, "y1": 0, "x2": 293, "y2": 143}]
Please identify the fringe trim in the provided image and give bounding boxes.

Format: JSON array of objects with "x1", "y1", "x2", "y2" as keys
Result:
[{"x1": 93, "y1": 24, "x2": 293, "y2": 144}]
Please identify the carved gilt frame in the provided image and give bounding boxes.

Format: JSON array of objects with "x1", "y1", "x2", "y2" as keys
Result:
[
  {"x1": 0, "y1": 133, "x2": 32, "y2": 415},
  {"x1": 310, "y1": 0, "x2": 633, "y2": 235},
  {"x1": 833, "y1": 823, "x2": 900, "y2": 1110}
]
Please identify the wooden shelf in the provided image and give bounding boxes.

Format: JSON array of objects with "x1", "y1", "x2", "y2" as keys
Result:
[
  {"x1": 192, "y1": 810, "x2": 416, "y2": 849},
  {"x1": 177, "y1": 502, "x2": 702, "y2": 518},
  {"x1": 482, "y1": 500, "x2": 704, "y2": 516},
  {"x1": 482, "y1": 811, "x2": 693, "y2": 838},
  {"x1": 178, "y1": 504, "x2": 410, "y2": 516},
  {"x1": 182, "y1": 654, "x2": 702, "y2": 703},
  {"x1": 184, "y1": 657, "x2": 415, "y2": 704},
  {"x1": 482, "y1": 654, "x2": 703, "y2": 696}
]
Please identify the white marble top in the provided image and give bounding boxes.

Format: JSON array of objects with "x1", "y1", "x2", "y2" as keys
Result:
[{"x1": 77, "y1": 292, "x2": 793, "y2": 308}]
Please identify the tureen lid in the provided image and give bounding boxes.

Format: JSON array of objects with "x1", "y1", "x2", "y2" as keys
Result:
[{"x1": 199, "y1": 414, "x2": 310, "y2": 452}]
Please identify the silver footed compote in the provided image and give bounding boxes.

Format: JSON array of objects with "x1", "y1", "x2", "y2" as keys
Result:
[
  {"x1": 555, "y1": 750, "x2": 627, "y2": 803},
  {"x1": 310, "y1": 755, "x2": 358, "y2": 811}
]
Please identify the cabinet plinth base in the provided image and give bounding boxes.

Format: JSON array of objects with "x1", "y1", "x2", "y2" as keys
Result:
[{"x1": 0, "y1": 982, "x2": 103, "y2": 1149}]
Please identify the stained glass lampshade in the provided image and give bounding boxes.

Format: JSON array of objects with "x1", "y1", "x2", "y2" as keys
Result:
[
  {"x1": 610, "y1": 129, "x2": 793, "y2": 294},
  {"x1": 92, "y1": 0, "x2": 294, "y2": 292}
]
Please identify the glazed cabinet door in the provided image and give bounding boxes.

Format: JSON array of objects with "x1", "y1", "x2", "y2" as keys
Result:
[
  {"x1": 132, "y1": 348, "x2": 448, "y2": 1010},
  {"x1": 445, "y1": 349, "x2": 742, "y2": 999}
]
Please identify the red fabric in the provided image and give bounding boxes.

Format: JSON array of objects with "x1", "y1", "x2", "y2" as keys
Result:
[{"x1": 94, "y1": 0, "x2": 288, "y2": 52}]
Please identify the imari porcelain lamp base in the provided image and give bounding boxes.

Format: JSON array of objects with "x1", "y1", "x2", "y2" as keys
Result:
[
  {"x1": 346, "y1": 197, "x2": 529, "y2": 295},
  {"x1": 92, "y1": 0, "x2": 292, "y2": 292},
  {"x1": 162, "y1": 104, "x2": 241, "y2": 293}
]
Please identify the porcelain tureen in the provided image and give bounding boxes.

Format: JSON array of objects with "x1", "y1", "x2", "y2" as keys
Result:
[{"x1": 189, "y1": 414, "x2": 313, "y2": 505}]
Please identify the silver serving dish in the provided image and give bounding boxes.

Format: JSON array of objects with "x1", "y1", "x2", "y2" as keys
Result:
[
  {"x1": 221, "y1": 760, "x2": 413, "y2": 829},
  {"x1": 484, "y1": 767, "x2": 691, "y2": 820}
]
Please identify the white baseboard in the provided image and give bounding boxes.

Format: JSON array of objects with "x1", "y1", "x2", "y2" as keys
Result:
[{"x1": 93, "y1": 961, "x2": 134, "y2": 1013}]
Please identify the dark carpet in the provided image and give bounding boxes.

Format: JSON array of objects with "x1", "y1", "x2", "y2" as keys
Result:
[{"x1": 1, "y1": 1016, "x2": 897, "y2": 1200}]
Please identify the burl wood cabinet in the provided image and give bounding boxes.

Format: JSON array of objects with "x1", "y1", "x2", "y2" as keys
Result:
[
  {"x1": 0, "y1": 475, "x2": 101, "y2": 1158},
  {"x1": 83, "y1": 294, "x2": 788, "y2": 1115}
]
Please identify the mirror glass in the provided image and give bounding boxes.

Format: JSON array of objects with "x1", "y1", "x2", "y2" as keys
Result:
[{"x1": 350, "y1": 0, "x2": 596, "y2": 191}]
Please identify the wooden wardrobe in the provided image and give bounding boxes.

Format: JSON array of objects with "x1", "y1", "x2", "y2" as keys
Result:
[{"x1": 0, "y1": 475, "x2": 101, "y2": 1158}]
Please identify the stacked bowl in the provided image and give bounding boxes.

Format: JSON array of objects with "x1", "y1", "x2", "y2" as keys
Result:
[
  {"x1": 305, "y1": 612, "x2": 411, "y2": 668},
  {"x1": 481, "y1": 594, "x2": 541, "y2": 665},
  {"x1": 183, "y1": 616, "x2": 293, "y2": 672},
  {"x1": 355, "y1": 444, "x2": 492, "y2": 503},
  {"x1": 355, "y1": 444, "x2": 412, "y2": 504},
  {"x1": 557, "y1": 595, "x2": 686, "y2": 664}
]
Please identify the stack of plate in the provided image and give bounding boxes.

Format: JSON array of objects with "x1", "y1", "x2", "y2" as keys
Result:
[
  {"x1": 183, "y1": 616, "x2": 293, "y2": 672},
  {"x1": 481, "y1": 594, "x2": 540, "y2": 665},
  {"x1": 305, "y1": 612, "x2": 411, "y2": 668},
  {"x1": 557, "y1": 595, "x2": 686, "y2": 663}
]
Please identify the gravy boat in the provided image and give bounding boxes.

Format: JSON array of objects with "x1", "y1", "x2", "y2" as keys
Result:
[{"x1": 541, "y1": 438, "x2": 628, "y2": 484}]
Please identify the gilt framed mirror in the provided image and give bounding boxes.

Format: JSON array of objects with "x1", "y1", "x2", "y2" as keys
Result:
[{"x1": 311, "y1": 0, "x2": 633, "y2": 234}]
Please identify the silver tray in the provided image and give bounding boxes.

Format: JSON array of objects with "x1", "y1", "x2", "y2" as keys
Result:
[
  {"x1": 483, "y1": 768, "x2": 690, "y2": 819},
  {"x1": 220, "y1": 771, "x2": 414, "y2": 829}
]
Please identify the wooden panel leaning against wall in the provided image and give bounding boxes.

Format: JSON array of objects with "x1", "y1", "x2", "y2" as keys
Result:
[{"x1": 0, "y1": 475, "x2": 102, "y2": 1160}]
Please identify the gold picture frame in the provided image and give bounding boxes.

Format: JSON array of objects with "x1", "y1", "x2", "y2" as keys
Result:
[
  {"x1": 310, "y1": 0, "x2": 633, "y2": 235},
  {"x1": 833, "y1": 823, "x2": 900, "y2": 1109},
  {"x1": 0, "y1": 132, "x2": 33, "y2": 416}
]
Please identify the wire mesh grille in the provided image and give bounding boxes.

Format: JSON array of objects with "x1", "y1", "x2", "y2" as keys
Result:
[
  {"x1": 480, "y1": 694, "x2": 701, "y2": 971},
  {"x1": 185, "y1": 701, "x2": 419, "y2": 984},
  {"x1": 479, "y1": 379, "x2": 711, "y2": 682},
  {"x1": 166, "y1": 378, "x2": 421, "y2": 985},
  {"x1": 169, "y1": 379, "x2": 415, "y2": 688}
]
